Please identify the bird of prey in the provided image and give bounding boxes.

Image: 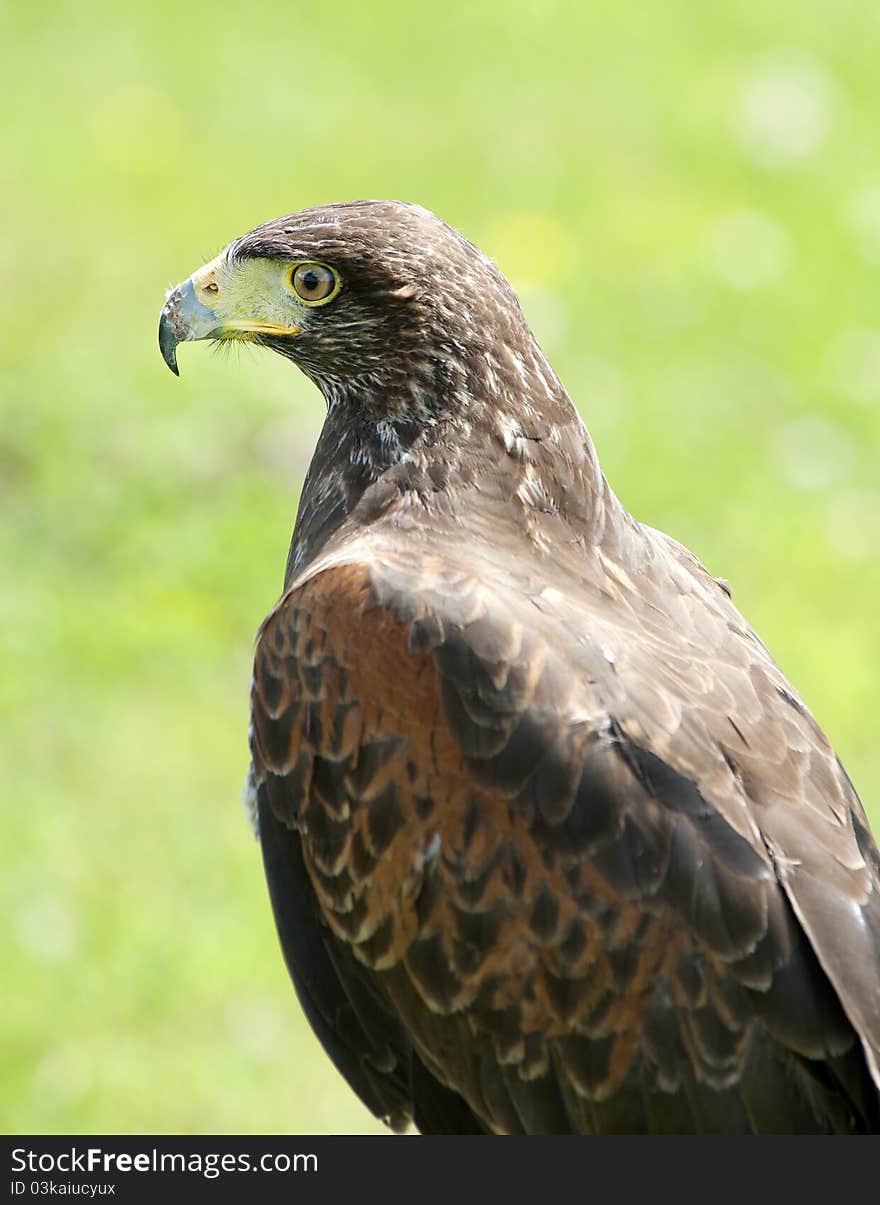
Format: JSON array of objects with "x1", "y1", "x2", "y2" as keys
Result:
[{"x1": 159, "y1": 200, "x2": 880, "y2": 1134}]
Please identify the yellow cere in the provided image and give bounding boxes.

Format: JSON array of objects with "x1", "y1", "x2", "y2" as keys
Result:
[{"x1": 192, "y1": 254, "x2": 305, "y2": 337}]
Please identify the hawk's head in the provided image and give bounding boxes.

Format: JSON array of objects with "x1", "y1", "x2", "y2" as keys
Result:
[{"x1": 159, "y1": 200, "x2": 531, "y2": 402}]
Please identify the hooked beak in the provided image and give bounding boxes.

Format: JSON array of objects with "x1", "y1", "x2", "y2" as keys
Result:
[
  {"x1": 158, "y1": 278, "x2": 219, "y2": 375},
  {"x1": 159, "y1": 254, "x2": 303, "y2": 376}
]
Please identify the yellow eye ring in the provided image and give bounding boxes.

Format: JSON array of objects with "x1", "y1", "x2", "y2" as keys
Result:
[{"x1": 288, "y1": 261, "x2": 340, "y2": 305}]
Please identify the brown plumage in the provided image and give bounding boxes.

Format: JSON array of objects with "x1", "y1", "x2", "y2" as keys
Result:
[{"x1": 160, "y1": 200, "x2": 880, "y2": 1133}]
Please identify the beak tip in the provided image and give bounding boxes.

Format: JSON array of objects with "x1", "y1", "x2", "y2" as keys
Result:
[{"x1": 158, "y1": 312, "x2": 181, "y2": 376}]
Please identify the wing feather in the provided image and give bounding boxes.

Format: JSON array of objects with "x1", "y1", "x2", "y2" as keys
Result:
[{"x1": 249, "y1": 536, "x2": 880, "y2": 1133}]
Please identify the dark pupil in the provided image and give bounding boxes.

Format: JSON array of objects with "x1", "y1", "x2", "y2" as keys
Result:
[{"x1": 301, "y1": 270, "x2": 320, "y2": 293}]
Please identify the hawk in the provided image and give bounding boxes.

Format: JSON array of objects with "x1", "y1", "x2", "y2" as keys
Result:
[{"x1": 159, "y1": 200, "x2": 880, "y2": 1133}]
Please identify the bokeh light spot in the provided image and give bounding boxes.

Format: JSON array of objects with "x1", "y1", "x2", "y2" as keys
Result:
[
  {"x1": 13, "y1": 895, "x2": 80, "y2": 964},
  {"x1": 772, "y1": 415, "x2": 855, "y2": 492},
  {"x1": 733, "y1": 51, "x2": 836, "y2": 169},
  {"x1": 825, "y1": 488, "x2": 880, "y2": 561},
  {"x1": 703, "y1": 209, "x2": 792, "y2": 291},
  {"x1": 826, "y1": 327, "x2": 880, "y2": 405},
  {"x1": 845, "y1": 184, "x2": 880, "y2": 265}
]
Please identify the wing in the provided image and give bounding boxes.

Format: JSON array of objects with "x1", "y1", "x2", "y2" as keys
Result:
[
  {"x1": 250, "y1": 559, "x2": 487, "y2": 1134},
  {"x1": 256, "y1": 777, "x2": 486, "y2": 1133},
  {"x1": 249, "y1": 536, "x2": 880, "y2": 1134}
]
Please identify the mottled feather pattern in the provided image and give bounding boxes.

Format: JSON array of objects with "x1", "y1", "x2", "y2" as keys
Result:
[
  {"x1": 170, "y1": 200, "x2": 879, "y2": 1132},
  {"x1": 251, "y1": 533, "x2": 878, "y2": 1131}
]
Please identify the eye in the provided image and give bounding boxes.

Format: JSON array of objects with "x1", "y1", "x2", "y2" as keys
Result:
[{"x1": 289, "y1": 262, "x2": 339, "y2": 304}]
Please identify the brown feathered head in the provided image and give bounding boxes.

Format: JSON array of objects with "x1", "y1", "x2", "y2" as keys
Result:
[
  {"x1": 159, "y1": 200, "x2": 539, "y2": 407},
  {"x1": 159, "y1": 200, "x2": 601, "y2": 579}
]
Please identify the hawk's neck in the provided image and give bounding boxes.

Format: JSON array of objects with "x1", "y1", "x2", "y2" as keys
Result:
[{"x1": 283, "y1": 346, "x2": 627, "y2": 589}]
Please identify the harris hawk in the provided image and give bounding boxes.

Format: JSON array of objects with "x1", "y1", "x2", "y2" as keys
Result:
[{"x1": 159, "y1": 200, "x2": 880, "y2": 1134}]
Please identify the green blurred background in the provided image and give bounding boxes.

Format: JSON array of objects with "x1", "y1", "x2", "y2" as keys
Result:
[{"x1": 2, "y1": 0, "x2": 878, "y2": 1134}]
